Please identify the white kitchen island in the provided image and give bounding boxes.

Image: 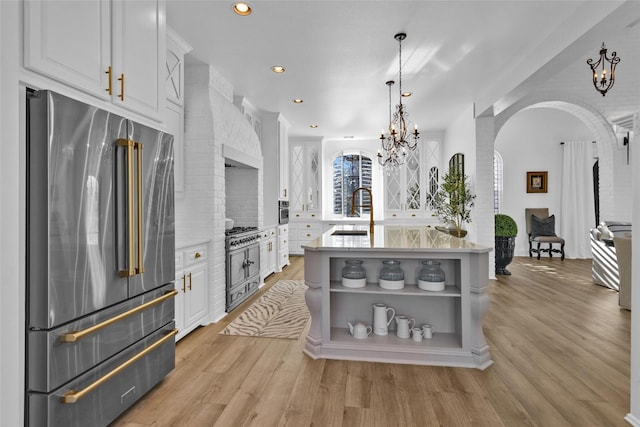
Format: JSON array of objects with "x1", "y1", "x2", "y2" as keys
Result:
[{"x1": 302, "y1": 225, "x2": 493, "y2": 370}]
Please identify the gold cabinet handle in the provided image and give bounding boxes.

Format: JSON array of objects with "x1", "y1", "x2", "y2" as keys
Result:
[
  {"x1": 118, "y1": 73, "x2": 125, "y2": 101},
  {"x1": 105, "y1": 66, "x2": 112, "y2": 95},
  {"x1": 135, "y1": 141, "x2": 144, "y2": 274},
  {"x1": 62, "y1": 329, "x2": 178, "y2": 403},
  {"x1": 188, "y1": 272, "x2": 192, "y2": 291},
  {"x1": 306, "y1": 233, "x2": 311, "y2": 237},
  {"x1": 392, "y1": 214, "x2": 397, "y2": 217},
  {"x1": 118, "y1": 139, "x2": 135, "y2": 277},
  {"x1": 296, "y1": 214, "x2": 300, "y2": 218},
  {"x1": 311, "y1": 214, "x2": 316, "y2": 218},
  {"x1": 181, "y1": 275, "x2": 186, "y2": 293},
  {"x1": 411, "y1": 214, "x2": 416, "y2": 217},
  {"x1": 195, "y1": 252, "x2": 201, "y2": 258},
  {"x1": 306, "y1": 224, "x2": 311, "y2": 228},
  {"x1": 60, "y1": 290, "x2": 178, "y2": 343}
]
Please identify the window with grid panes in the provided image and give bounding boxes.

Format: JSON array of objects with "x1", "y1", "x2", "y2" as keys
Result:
[
  {"x1": 493, "y1": 151, "x2": 503, "y2": 213},
  {"x1": 332, "y1": 153, "x2": 373, "y2": 217}
]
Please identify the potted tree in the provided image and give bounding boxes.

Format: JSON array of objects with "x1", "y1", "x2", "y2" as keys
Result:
[
  {"x1": 433, "y1": 169, "x2": 476, "y2": 238},
  {"x1": 495, "y1": 214, "x2": 518, "y2": 275}
]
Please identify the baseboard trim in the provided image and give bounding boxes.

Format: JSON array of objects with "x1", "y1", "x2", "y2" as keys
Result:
[{"x1": 625, "y1": 413, "x2": 640, "y2": 426}]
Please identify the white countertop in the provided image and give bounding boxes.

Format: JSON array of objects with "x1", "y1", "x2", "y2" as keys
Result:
[{"x1": 303, "y1": 225, "x2": 491, "y2": 253}]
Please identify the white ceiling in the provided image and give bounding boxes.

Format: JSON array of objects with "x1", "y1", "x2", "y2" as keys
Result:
[{"x1": 166, "y1": 1, "x2": 630, "y2": 140}]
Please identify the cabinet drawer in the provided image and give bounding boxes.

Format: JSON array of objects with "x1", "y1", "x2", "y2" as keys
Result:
[{"x1": 184, "y1": 247, "x2": 207, "y2": 265}]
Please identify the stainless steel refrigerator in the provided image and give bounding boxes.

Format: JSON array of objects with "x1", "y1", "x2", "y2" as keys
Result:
[{"x1": 26, "y1": 90, "x2": 176, "y2": 426}]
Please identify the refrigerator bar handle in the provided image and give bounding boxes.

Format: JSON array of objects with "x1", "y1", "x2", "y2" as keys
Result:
[
  {"x1": 118, "y1": 139, "x2": 136, "y2": 277},
  {"x1": 60, "y1": 290, "x2": 178, "y2": 343},
  {"x1": 136, "y1": 141, "x2": 144, "y2": 274},
  {"x1": 61, "y1": 328, "x2": 178, "y2": 404}
]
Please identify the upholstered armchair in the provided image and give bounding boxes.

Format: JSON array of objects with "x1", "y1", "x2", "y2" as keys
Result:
[{"x1": 525, "y1": 208, "x2": 565, "y2": 260}]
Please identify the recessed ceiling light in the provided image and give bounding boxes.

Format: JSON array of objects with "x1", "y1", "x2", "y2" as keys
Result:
[
  {"x1": 402, "y1": 92, "x2": 412, "y2": 97},
  {"x1": 310, "y1": 124, "x2": 318, "y2": 128},
  {"x1": 271, "y1": 65, "x2": 285, "y2": 73},
  {"x1": 293, "y1": 99, "x2": 303, "y2": 104},
  {"x1": 344, "y1": 136, "x2": 354, "y2": 139},
  {"x1": 233, "y1": 2, "x2": 252, "y2": 16}
]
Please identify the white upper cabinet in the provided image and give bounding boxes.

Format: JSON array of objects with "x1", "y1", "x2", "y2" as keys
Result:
[
  {"x1": 165, "y1": 28, "x2": 192, "y2": 197},
  {"x1": 290, "y1": 139, "x2": 322, "y2": 219},
  {"x1": 278, "y1": 119, "x2": 290, "y2": 201},
  {"x1": 166, "y1": 27, "x2": 191, "y2": 108},
  {"x1": 24, "y1": 1, "x2": 111, "y2": 101},
  {"x1": 24, "y1": 0, "x2": 165, "y2": 121},
  {"x1": 384, "y1": 137, "x2": 442, "y2": 220},
  {"x1": 261, "y1": 112, "x2": 290, "y2": 226}
]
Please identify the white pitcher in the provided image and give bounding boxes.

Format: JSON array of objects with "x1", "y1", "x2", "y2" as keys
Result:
[
  {"x1": 395, "y1": 315, "x2": 415, "y2": 339},
  {"x1": 372, "y1": 303, "x2": 395, "y2": 336}
]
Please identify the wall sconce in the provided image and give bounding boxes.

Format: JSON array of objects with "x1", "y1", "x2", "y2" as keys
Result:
[{"x1": 586, "y1": 42, "x2": 620, "y2": 96}]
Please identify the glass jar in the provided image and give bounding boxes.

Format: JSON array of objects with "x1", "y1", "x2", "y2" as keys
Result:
[
  {"x1": 379, "y1": 260, "x2": 404, "y2": 281},
  {"x1": 418, "y1": 260, "x2": 445, "y2": 283},
  {"x1": 418, "y1": 260, "x2": 445, "y2": 291},
  {"x1": 342, "y1": 259, "x2": 366, "y2": 280}
]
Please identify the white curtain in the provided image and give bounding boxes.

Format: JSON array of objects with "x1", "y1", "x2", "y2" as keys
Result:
[{"x1": 560, "y1": 141, "x2": 595, "y2": 258}]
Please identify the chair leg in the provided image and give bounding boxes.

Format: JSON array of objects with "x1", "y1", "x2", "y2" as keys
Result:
[
  {"x1": 529, "y1": 240, "x2": 533, "y2": 257},
  {"x1": 549, "y1": 243, "x2": 553, "y2": 258},
  {"x1": 561, "y1": 243, "x2": 565, "y2": 260},
  {"x1": 537, "y1": 242, "x2": 541, "y2": 260}
]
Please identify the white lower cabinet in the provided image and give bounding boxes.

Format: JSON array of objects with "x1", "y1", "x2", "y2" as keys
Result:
[
  {"x1": 289, "y1": 220, "x2": 322, "y2": 255},
  {"x1": 278, "y1": 224, "x2": 290, "y2": 271},
  {"x1": 175, "y1": 242, "x2": 209, "y2": 341},
  {"x1": 260, "y1": 227, "x2": 278, "y2": 281}
]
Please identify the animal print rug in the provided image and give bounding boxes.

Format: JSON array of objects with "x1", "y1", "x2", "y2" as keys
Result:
[{"x1": 219, "y1": 280, "x2": 309, "y2": 339}]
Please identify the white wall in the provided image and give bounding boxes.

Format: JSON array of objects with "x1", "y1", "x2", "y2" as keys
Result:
[
  {"x1": 495, "y1": 107, "x2": 596, "y2": 256},
  {"x1": 442, "y1": 104, "x2": 477, "y2": 240}
]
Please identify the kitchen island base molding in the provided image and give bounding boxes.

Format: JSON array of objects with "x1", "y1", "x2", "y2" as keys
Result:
[{"x1": 302, "y1": 226, "x2": 493, "y2": 370}]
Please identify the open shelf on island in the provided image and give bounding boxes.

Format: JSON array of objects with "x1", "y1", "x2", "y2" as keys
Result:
[
  {"x1": 330, "y1": 327, "x2": 461, "y2": 349},
  {"x1": 330, "y1": 281, "x2": 461, "y2": 297}
]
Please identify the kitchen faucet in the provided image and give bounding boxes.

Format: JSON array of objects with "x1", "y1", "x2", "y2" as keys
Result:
[{"x1": 351, "y1": 187, "x2": 374, "y2": 235}]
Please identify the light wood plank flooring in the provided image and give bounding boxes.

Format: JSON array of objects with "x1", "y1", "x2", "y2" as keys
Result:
[{"x1": 112, "y1": 256, "x2": 631, "y2": 427}]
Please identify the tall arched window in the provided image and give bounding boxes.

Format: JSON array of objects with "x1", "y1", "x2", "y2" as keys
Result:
[
  {"x1": 333, "y1": 153, "x2": 372, "y2": 216},
  {"x1": 493, "y1": 151, "x2": 503, "y2": 213}
]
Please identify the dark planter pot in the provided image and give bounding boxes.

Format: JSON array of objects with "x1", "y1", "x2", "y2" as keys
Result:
[{"x1": 495, "y1": 236, "x2": 516, "y2": 275}]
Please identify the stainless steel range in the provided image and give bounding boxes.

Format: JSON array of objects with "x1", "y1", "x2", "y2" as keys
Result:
[{"x1": 225, "y1": 227, "x2": 261, "y2": 311}]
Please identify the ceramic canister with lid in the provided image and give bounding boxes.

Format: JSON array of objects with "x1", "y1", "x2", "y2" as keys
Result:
[
  {"x1": 378, "y1": 259, "x2": 405, "y2": 290},
  {"x1": 341, "y1": 259, "x2": 366, "y2": 288},
  {"x1": 418, "y1": 260, "x2": 445, "y2": 291}
]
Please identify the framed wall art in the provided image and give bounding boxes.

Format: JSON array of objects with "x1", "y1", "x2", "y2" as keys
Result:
[{"x1": 527, "y1": 171, "x2": 548, "y2": 193}]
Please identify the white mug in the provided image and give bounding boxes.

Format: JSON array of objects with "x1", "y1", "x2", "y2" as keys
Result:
[
  {"x1": 395, "y1": 315, "x2": 415, "y2": 339},
  {"x1": 411, "y1": 327, "x2": 423, "y2": 342},
  {"x1": 373, "y1": 303, "x2": 395, "y2": 336},
  {"x1": 422, "y1": 324, "x2": 435, "y2": 339}
]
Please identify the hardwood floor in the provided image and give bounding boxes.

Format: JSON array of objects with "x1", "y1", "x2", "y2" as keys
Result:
[{"x1": 112, "y1": 256, "x2": 631, "y2": 427}]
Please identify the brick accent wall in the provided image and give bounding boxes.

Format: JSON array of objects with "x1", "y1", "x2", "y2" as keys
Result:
[{"x1": 176, "y1": 63, "x2": 263, "y2": 322}]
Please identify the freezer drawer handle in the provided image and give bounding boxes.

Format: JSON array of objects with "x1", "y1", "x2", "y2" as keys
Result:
[
  {"x1": 61, "y1": 328, "x2": 178, "y2": 404},
  {"x1": 60, "y1": 290, "x2": 178, "y2": 343}
]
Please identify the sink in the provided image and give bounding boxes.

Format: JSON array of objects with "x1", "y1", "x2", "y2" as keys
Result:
[{"x1": 331, "y1": 230, "x2": 368, "y2": 236}]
